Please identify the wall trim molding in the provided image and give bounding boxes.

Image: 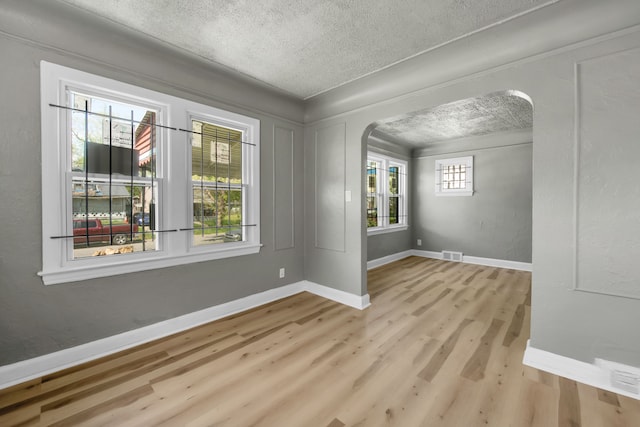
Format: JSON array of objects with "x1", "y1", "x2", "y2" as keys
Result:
[
  {"x1": 304, "y1": 19, "x2": 640, "y2": 124},
  {"x1": 304, "y1": 280, "x2": 371, "y2": 310},
  {"x1": 413, "y1": 129, "x2": 532, "y2": 158},
  {"x1": 411, "y1": 249, "x2": 533, "y2": 271},
  {"x1": 367, "y1": 250, "x2": 532, "y2": 272},
  {"x1": 523, "y1": 340, "x2": 640, "y2": 400},
  {"x1": 0, "y1": 281, "x2": 369, "y2": 390},
  {"x1": 0, "y1": 29, "x2": 304, "y2": 127},
  {"x1": 367, "y1": 250, "x2": 414, "y2": 270}
]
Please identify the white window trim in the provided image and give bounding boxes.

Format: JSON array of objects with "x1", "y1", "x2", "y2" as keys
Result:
[
  {"x1": 435, "y1": 156, "x2": 474, "y2": 197},
  {"x1": 367, "y1": 153, "x2": 408, "y2": 235},
  {"x1": 39, "y1": 61, "x2": 260, "y2": 285}
]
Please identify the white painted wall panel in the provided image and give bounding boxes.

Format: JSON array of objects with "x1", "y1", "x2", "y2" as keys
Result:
[
  {"x1": 274, "y1": 126, "x2": 295, "y2": 250},
  {"x1": 575, "y1": 48, "x2": 640, "y2": 299}
]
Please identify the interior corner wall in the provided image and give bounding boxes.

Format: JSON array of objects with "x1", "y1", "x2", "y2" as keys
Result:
[
  {"x1": 0, "y1": 10, "x2": 305, "y2": 365},
  {"x1": 412, "y1": 142, "x2": 532, "y2": 263}
]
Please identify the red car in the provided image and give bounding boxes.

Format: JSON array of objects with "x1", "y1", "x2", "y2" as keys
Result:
[{"x1": 73, "y1": 218, "x2": 138, "y2": 245}]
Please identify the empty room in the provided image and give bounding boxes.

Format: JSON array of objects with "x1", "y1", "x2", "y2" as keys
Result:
[{"x1": 1, "y1": 0, "x2": 640, "y2": 425}]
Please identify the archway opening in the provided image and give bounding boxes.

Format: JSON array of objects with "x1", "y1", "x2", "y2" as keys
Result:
[{"x1": 362, "y1": 90, "x2": 534, "y2": 296}]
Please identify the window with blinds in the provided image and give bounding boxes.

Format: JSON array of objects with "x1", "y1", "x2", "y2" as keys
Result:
[{"x1": 191, "y1": 120, "x2": 244, "y2": 246}]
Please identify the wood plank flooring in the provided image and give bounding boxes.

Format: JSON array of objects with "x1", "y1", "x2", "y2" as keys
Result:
[{"x1": 2, "y1": 256, "x2": 640, "y2": 426}]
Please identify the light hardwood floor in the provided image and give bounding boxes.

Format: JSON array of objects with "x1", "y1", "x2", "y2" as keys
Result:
[{"x1": 2, "y1": 257, "x2": 640, "y2": 426}]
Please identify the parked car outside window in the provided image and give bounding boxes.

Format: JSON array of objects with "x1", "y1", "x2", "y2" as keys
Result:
[{"x1": 132, "y1": 213, "x2": 151, "y2": 226}]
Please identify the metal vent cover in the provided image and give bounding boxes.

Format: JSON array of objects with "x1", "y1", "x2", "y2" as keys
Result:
[{"x1": 442, "y1": 250, "x2": 463, "y2": 262}]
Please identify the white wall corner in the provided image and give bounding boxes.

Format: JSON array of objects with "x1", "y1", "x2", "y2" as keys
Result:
[
  {"x1": 523, "y1": 340, "x2": 640, "y2": 400},
  {"x1": 303, "y1": 280, "x2": 371, "y2": 310},
  {"x1": 367, "y1": 250, "x2": 413, "y2": 270}
]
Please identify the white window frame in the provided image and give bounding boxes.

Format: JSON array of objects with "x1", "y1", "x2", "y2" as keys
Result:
[
  {"x1": 39, "y1": 61, "x2": 260, "y2": 285},
  {"x1": 367, "y1": 153, "x2": 408, "y2": 236},
  {"x1": 435, "y1": 156, "x2": 473, "y2": 197}
]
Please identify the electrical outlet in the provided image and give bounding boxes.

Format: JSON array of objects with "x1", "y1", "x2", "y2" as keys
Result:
[
  {"x1": 279, "y1": 268, "x2": 285, "y2": 278},
  {"x1": 417, "y1": 239, "x2": 422, "y2": 246}
]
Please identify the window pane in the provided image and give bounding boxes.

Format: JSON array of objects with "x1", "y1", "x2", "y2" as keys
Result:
[
  {"x1": 389, "y1": 196, "x2": 399, "y2": 224},
  {"x1": 191, "y1": 119, "x2": 244, "y2": 247},
  {"x1": 193, "y1": 187, "x2": 243, "y2": 246},
  {"x1": 69, "y1": 92, "x2": 158, "y2": 260},
  {"x1": 367, "y1": 196, "x2": 378, "y2": 227},
  {"x1": 70, "y1": 92, "x2": 157, "y2": 178},
  {"x1": 389, "y1": 166, "x2": 398, "y2": 195},
  {"x1": 72, "y1": 180, "x2": 157, "y2": 259},
  {"x1": 441, "y1": 162, "x2": 469, "y2": 191},
  {"x1": 367, "y1": 161, "x2": 378, "y2": 194},
  {"x1": 192, "y1": 120, "x2": 242, "y2": 184}
]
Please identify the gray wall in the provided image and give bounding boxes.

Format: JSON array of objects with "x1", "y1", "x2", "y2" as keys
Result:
[
  {"x1": 367, "y1": 232, "x2": 412, "y2": 262},
  {"x1": 365, "y1": 131, "x2": 532, "y2": 264},
  {"x1": 304, "y1": 1, "x2": 640, "y2": 368},
  {"x1": 412, "y1": 141, "x2": 532, "y2": 263},
  {"x1": 0, "y1": 2, "x2": 305, "y2": 365},
  {"x1": 2, "y1": 0, "x2": 640, "y2": 374}
]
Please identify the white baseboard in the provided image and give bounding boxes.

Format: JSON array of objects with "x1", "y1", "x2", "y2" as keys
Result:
[
  {"x1": 367, "y1": 250, "x2": 413, "y2": 270},
  {"x1": 523, "y1": 340, "x2": 640, "y2": 400},
  {"x1": 411, "y1": 249, "x2": 442, "y2": 259},
  {"x1": 304, "y1": 280, "x2": 371, "y2": 309},
  {"x1": 366, "y1": 249, "x2": 532, "y2": 272},
  {"x1": 411, "y1": 249, "x2": 532, "y2": 272},
  {"x1": 0, "y1": 281, "x2": 369, "y2": 390}
]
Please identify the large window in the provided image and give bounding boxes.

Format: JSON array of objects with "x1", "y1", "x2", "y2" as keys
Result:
[
  {"x1": 435, "y1": 156, "x2": 473, "y2": 196},
  {"x1": 40, "y1": 62, "x2": 260, "y2": 285},
  {"x1": 367, "y1": 153, "x2": 408, "y2": 234}
]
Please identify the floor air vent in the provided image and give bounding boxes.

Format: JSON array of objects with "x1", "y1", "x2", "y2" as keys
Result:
[{"x1": 442, "y1": 251, "x2": 463, "y2": 262}]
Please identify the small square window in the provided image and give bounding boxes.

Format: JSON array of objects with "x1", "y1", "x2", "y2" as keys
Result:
[{"x1": 435, "y1": 156, "x2": 473, "y2": 196}]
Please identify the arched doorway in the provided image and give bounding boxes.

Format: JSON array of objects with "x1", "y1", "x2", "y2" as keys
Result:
[{"x1": 362, "y1": 90, "x2": 534, "y2": 295}]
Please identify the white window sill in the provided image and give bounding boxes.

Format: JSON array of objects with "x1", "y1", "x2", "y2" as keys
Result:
[
  {"x1": 435, "y1": 191, "x2": 474, "y2": 197},
  {"x1": 367, "y1": 225, "x2": 409, "y2": 236},
  {"x1": 38, "y1": 244, "x2": 262, "y2": 285}
]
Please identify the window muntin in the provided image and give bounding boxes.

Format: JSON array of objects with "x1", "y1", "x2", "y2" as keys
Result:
[
  {"x1": 367, "y1": 153, "x2": 407, "y2": 233},
  {"x1": 435, "y1": 156, "x2": 473, "y2": 196},
  {"x1": 442, "y1": 164, "x2": 466, "y2": 189},
  {"x1": 68, "y1": 91, "x2": 159, "y2": 259},
  {"x1": 40, "y1": 61, "x2": 260, "y2": 285},
  {"x1": 388, "y1": 166, "x2": 399, "y2": 224}
]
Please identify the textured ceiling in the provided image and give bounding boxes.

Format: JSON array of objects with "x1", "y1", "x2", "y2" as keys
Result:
[
  {"x1": 59, "y1": 0, "x2": 556, "y2": 99},
  {"x1": 371, "y1": 91, "x2": 533, "y2": 148}
]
